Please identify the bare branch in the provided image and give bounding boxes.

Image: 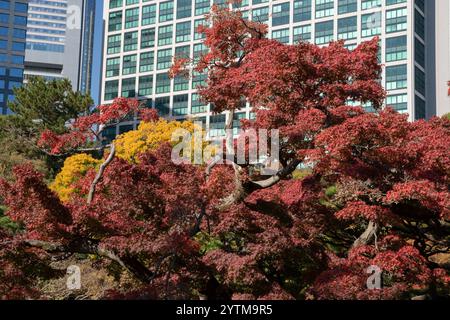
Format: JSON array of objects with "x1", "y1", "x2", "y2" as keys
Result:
[
  {"x1": 352, "y1": 221, "x2": 378, "y2": 248},
  {"x1": 87, "y1": 143, "x2": 116, "y2": 205}
]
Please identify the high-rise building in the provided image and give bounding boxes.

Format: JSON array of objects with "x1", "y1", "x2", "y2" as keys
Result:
[
  {"x1": 0, "y1": 0, "x2": 28, "y2": 115},
  {"x1": 24, "y1": 0, "x2": 96, "y2": 93},
  {"x1": 100, "y1": 0, "x2": 445, "y2": 141}
]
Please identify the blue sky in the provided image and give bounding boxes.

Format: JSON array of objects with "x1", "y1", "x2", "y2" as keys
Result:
[{"x1": 91, "y1": 0, "x2": 104, "y2": 105}]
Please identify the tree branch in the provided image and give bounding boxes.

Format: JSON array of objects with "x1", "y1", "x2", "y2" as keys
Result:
[
  {"x1": 352, "y1": 221, "x2": 378, "y2": 248},
  {"x1": 87, "y1": 143, "x2": 116, "y2": 205},
  {"x1": 23, "y1": 238, "x2": 154, "y2": 283}
]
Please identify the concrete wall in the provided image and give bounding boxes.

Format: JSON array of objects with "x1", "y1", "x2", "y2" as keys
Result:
[{"x1": 435, "y1": 0, "x2": 450, "y2": 116}]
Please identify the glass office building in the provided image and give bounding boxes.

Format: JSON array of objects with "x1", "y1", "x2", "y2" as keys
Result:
[
  {"x1": 0, "y1": 0, "x2": 28, "y2": 115},
  {"x1": 25, "y1": 0, "x2": 96, "y2": 93},
  {"x1": 100, "y1": 0, "x2": 440, "y2": 140}
]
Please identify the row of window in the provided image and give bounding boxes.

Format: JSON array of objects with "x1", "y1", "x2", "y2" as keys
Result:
[
  {"x1": 0, "y1": 13, "x2": 27, "y2": 25},
  {"x1": 107, "y1": 8, "x2": 406, "y2": 58},
  {"x1": 107, "y1": 21, "x2": 206, "y2": 55},
  {"x1": 109, "y1": 0, "x2": 408, "y2": 19},
  {"x1": 105, "y1": 71, "x2": 208, "y2": 101},
  {"x1": 102, "y1": 91, "x2": 409, "y2": 143},
  {"x1": 0, "y1": 1, "x2": 28, "y2": 13},
  {"x1": 0, "y1": 26, "x2": 26, "y2": 39},
  {"x1": 105, "y1": 59, "x2": 408, "y2": 103}
]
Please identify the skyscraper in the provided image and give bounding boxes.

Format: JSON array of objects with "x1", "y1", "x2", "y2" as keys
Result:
[
  {"x1": 24, "y1": 0, "x2": 96, "y2": 93},
  {"x1": 0, "y1": 0, "x2": 28, "y2": 115},
  {"x1": 100, "y1": 0, "x2": 445, "y2": 141}
]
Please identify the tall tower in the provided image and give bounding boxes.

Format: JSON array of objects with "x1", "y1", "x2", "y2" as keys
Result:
[
  {"x1": 0, "y1": 0, "x2": 28, "y2": 115},
  {"x1": 24, "y1": 0, "x2": 96, "y2": 93},
  {"x1": 100, "y1": 0, "x2": 442, "y2": 141}
]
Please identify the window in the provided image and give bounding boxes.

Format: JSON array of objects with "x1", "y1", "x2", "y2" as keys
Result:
[
  {"x1": 106, "y1": 57, "x2": 120, "y2": 77},
  {"x1": 173, "y1": 94, "x2": 189, "y2": 116},
  {"x1": 415, "y1": 96, "x2": 425, "y2": 120},
  {"x1": 191, "y1": 93, "x2": 208, "y2": 114},
  {"x1": 338, "y1": 0, "x2": 357, "y2": 14},
  {"x1": 386, "y1": 36, "x2": 407, "y2": 62},
  {"x1": 155, "y1": 96, "x2": 170, "y2": 115},
  {"x1": 415, "y1": 66, "x2": 425, "y2": 96},
  {"x1": 140, "y1": 51, "x2": 154, "y2": 72},
  {"x1": 157, "y1": 48, "x2": 172, "y2": 70},
  {"x1": 272, "y1": 2, "x2": 290, "y2": 26},
  {"x1": 195, "y1": 0, "x2": 210, "y2": 16},
  {"x1": 105, "y1": 80, "x2": 119, "y2": 100},
  {"x1": 156, "y1": 73, "x2": 171, "y2": 94},
  {"x1": 107, "y1": 35, "x2": 121, "y2": 54},
  {"x1": 175, "y1": 45, "x2": 191, "y2": 59},
  {"x1": 293, "y1": 25, "x2": 312, "y2": 42},
  {"x1": 233, "y1": 112, "x2": 246, "y2": 135},
  {"x1": 110, "y1": 0, "x2": 122, "y2": 9},
  {"x1": 387, "y1": 0, "x2": 407, "y2": 5},
  {"x1": 177, "y1": 0, "x2": 192, "y2": 19},
  {"x1": 14, "y1": 15, "x2": 26, "y2": 26},
  {"x1": 192, "y1": 71, "x2": 207, "y2": 89},
  {"x1": 293, "y1": 0, "x2": 311, "y2": 22},
  {"x1": 386, "y1": 94, "x2": 407, "y2": 113},
  {"x1": 315, "y1": 20, "x2": 334, "y2": 45},
  {"x1": 0, "y1": 1, "x2": 8, "y2": 10},
  {"x1": 0, "y1": 13, "x2": 8, "y2": 24},
  {"x1": 415, "y1": 9, "x2": 425, "y2": 40},
  {"x1": 141, "y1": 28, "x2": 155, "y2": 49},
  {"x1": 158, "y1": 25, "x2": 173, "y2": 46},
  {"x1": 272, "y1": 28, "x2": 290, "y2": 44},
  {"x1": 9, "y1": 68, "x2": 23, "y2": 78},
  {"x1": 386, "y1": 64, "x2": 407, "y2": 90},
  {"x1": 142, "y1": 4, "x2": 156, "y2": 26},
  {"x1": 361, "y1": 0, "x2": 381, "y2": 10},
  {"x1": 173, "y1": 74, "x2": 189, "y2": 91},
  {"x1": 252, "y1": 7, "x2": 269, "y2": 23},
  {"x1": 415, "y1": 38, "x2": 425, "y2": 68},
  {"x1": 361, "y1": 12, "x2": 381, "y2": 37},
  {"x1": 210, "y1": 114, "x2": 226, "y2": 137},
  {"x1": 386, "y1": 8, "x2": 407, "y2": 33},
  {"x1": 109, "y1": 11, "x2": 122, "y2": 32},
  {"x1": 233, "y1": 0, "x2": 249, "y2": 8},
  {"x1": 13, "y1": 28, "x2": 26, "y2": 39},
  {"x1": 125, "y1": 8, "x2": 139, "y2": 29},
  {"x1": 315, "y1": 0, "x2": 334, "y2": 18},
  {"x1": 123, "y1": 54, "x2": 137, "y2": 75},
  {"x1": 124, "y1": 31, "x2": 138, "y2": 51},
  {"x1": 12, "y1": 42, "x2": 25, "y2": 51},
  {"x1": 126, "y1": 0, "x2": 139, "y2": 5},
  {"x1": 159, "y1": 1, "x2": 174, "y2": 22},
  {"x1": 138, "y1": 76, "x2": 153, "y2": 96},
  {"x1": 121, "y1": 78, "x2": 136, "y2": 98},
  {"x1": 415, "y1": 0, "x2": 424, "y2": 12},
  {"x1": 176, "y1": 21, "x2": 191, "y2": 43},
  {"x1": 194, "y1": 19, "x2": 206, "y2": 40},
  {"x1": 193, "y1": 43, "x2": 208, "y2": 62},
  {"x1": 338, "y1": 16, "x2": 357, "y2": 40}
]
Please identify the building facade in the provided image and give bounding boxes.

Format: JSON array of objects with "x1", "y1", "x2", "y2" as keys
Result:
[
  {"x1": 24, "y1": 0, "x2": 96, "y2": 93},
  {"x1": 0, "y1": 0, "x2": 28, "y2": 115},
  {"x1": 100, "y1": 0, "x2": 442, "y2": 141}
]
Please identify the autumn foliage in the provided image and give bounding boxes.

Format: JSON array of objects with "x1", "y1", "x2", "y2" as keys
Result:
[{"x1": 0, "y1": 5, "x2": 448, "y2": 300}]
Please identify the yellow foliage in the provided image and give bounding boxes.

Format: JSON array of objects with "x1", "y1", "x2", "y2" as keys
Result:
[
  {"x1": 50, "y1": 153, "x2": 102, "y2": 202},
  {"x1": 115, "y1": 119, "x2": 212, "y2": 163}
]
